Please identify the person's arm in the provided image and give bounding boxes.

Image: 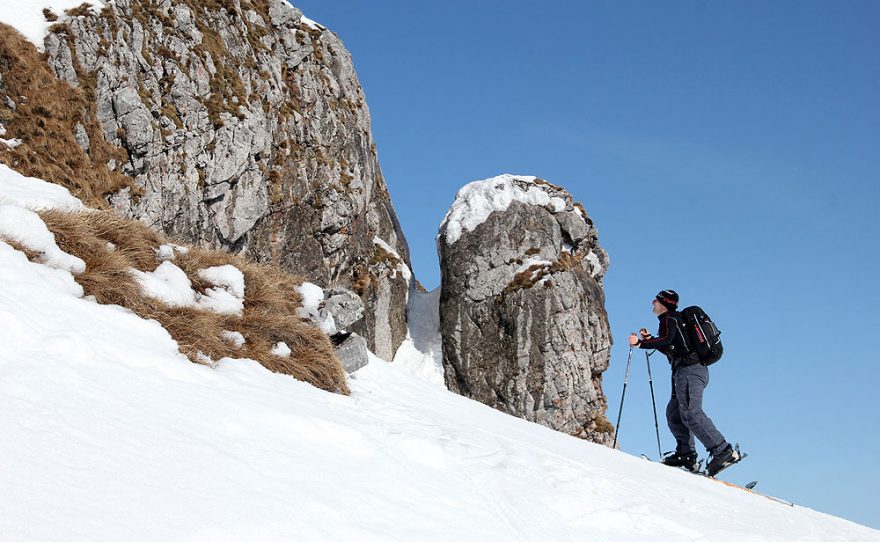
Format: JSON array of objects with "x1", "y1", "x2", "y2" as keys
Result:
[{"x1": 638, "y1": 315, "x2": 675, "y2": 349}]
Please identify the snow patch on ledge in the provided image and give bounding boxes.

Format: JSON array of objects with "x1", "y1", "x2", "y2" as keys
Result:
[
  {"x1": 0, "y1": 0, "x2": 106, "y2": 52},
  {"x1": 373, "y1": 237, "x2": 412, "y2": 283},
  {"x1": 299, "y1": 15, "x2": 325, "y2": 31},
  {"x1": 439, "y1": 174, "x2": 573, "y2": 245}
]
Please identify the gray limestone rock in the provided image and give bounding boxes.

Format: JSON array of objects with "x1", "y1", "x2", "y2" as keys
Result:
[
  {"x1": 333, "y1": 333, "x2": 369, "y2": 375},
  {"x1": 41, "y1": 0, "x2": 410, "y2": 358},
  {"x1": 321, "y1": 287, "x2": 365, "y2": 333},
  {"x1": 438, "y1": 175, "x2": 614, "y2": 445}
]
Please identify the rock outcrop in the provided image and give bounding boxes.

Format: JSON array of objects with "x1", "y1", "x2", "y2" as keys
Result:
[
  {"x1": 34, "y1": 0, "x2": 409, "y2": 359},
  {"x1": 438, "y1": 174, "x2": 613, "y2": 444}
]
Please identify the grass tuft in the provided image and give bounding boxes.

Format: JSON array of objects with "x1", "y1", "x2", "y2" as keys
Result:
[{"x1": 33, "y1": 209, "x2": 349, "y2": 394}]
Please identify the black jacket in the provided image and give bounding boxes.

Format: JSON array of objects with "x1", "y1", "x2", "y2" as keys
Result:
[{"x1": 638, "y1": 311, "x2": 699, "y2": 371}]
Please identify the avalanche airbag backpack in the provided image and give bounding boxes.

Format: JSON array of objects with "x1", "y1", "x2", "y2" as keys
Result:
[{"x1": 680, "y1": 306, "x2": 723, "y2": 365}]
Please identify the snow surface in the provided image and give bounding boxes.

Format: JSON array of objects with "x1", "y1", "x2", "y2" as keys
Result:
[
  {"x1": 392, "y1": 287, "x2": 445, "y2": 386},
  {"x1": 439, "y1": 174, "x2": 581, "y2": 245},
  {"x1": 271, "y1": 341, "x2": 291, "y2": 357},
  {"x1": 155, "y1": 243, "x2": 189, "y2": 262},
  {"x1": 129, "y1": 262, "x2": 245, "y2": 315},
  {"x1": 2, "y1": 171, "x2": 879, "y2": 541},
  {"x1": 221, "y1": 330, "x2": 246, "y2": 348},
  {"x1": 198, "y1": 264, "x2": 246, "y2": 300},
  {"x1": 0, "y1": 204, "x2": 86, "y2": 275},
  {"x1": 0, "y1": 0, "x2": 105, "y2": 52},
  {"x1": 1, "y1": 136, "x2": 22, "y2": 149},
  {"x1": 0, "y1": 164, "x2": 85, "y2": 210}
]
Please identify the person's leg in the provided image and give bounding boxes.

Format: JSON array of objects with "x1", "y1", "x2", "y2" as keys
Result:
[
  {"x1": 666, "y1": 379, "x2": 695, "y2": 454},
  {"x1": 675, "y1": 364, "x2": 727, "y2": 456}
]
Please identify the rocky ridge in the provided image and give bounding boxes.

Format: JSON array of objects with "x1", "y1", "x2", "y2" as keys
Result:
[{"x1": 9, "y1": 0, "x2": 410, "y2": 359}]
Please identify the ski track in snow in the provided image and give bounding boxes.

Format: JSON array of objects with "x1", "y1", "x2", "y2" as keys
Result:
[{"x1": 1, "y1": 163, "x2": 879, "y2": 541}]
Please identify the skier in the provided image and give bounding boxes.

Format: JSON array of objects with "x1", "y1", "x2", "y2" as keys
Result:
[{"x1": 629, "y1": 290, "x2": 740, "y2": 476}]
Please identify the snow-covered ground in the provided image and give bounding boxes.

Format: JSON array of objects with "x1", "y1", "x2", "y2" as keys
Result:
[
  {"x1": 1, "y1": 169, "x2": 879, "y2": 541},
  {"x1": 0, "y1": 0, "x2": 105, "y2": 51}
]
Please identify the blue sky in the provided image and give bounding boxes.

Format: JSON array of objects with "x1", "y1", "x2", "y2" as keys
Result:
[{"x1": 293, "y1": 0, "x2": 879, "y2": 529}]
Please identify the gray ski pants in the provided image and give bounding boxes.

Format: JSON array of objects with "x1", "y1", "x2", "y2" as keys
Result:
[{"x1": 667, "y1": 363, "x2": 728, "y2": 456}]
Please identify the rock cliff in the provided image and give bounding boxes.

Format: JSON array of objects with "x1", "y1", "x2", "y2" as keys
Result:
[
  {"x1": 438, "y1": 175, "x2": 614, "y2": 444},
  {"x1": 31, "y1": 0, "x2": 410, "y2": 359}
]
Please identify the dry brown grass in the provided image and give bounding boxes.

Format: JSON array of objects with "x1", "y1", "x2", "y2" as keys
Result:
[
  {"x1": 34, "y1": 209, "x2": 348, "y2": 394},
  {"x1": 593, "y1": 415, "x2": 615, "y2": 435},
  {"x1": 0, "y1": 24, "x2": 138, "y2": 208},
  {"x1": 503, "y1": 252, "x2": 584, "y2": 295}
]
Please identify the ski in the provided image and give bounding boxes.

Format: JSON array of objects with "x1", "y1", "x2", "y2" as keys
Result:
[
  {"x1": 643, "y1": 449, "x2": 794, "y2": 507},
  {"x1": 640, "y1": 453, "x2": 703, "y2": 474},
  {"x1": 709, "y1": 479, "x2": 795, "y2": 507}
]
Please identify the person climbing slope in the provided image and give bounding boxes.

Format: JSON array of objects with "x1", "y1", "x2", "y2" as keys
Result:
[{"x1": 629, "y1": 290, "x2": 741, "y2": 477}]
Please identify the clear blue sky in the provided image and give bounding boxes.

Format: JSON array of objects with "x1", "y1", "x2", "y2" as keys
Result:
[{"x1": 293, "y1": 0, "x2": 879, "y2": 529}]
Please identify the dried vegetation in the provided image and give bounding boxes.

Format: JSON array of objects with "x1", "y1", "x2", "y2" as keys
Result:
[
  {"x1": 32, "y1": 209, "x2": 348, "y2": 394},
  {"x1": 0, "y1": 24, "x2": 137, "y2": 208}
]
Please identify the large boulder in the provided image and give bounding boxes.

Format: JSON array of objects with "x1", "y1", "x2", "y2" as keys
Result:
[
  {"x1": 438, "y1": 174, "x2": 614, "y2": 444},
  {"x1": 37, "y1": 0, "x2": 410, "y2": 359}
]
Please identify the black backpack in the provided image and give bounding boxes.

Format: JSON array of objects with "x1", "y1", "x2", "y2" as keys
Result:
[{"x1": 679, "y1": 306, "x2": 723, "y2": 365}]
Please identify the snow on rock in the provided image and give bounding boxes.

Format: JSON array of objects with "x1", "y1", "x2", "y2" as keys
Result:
[
  {"x1": 0, "y1": 0, "x2": 105, "y2": 52},
  {"x1": 585, "y1": 250, "x2": 603, "y2": 278},
  {"x1": 392, "y1": 287, "x2": 444, "y2": 387},
  {"x1": 299, "y1": 15, "x2": 325, "y2": 31},
  {"x1": 296, "y1": 282, "x2": 337, "y2": 335},
  {"x1": 0, "y1": 205, "x2": 86, "y2": 275},
  {"x1": 373, "y1": 236, "x2": 412, "y2": 283},
  {"x1": 0, "y1": 163, "x2": 85, "y2": 211},
  {"x1": 439, "y1": 174, "x2": 584, "y2": 245}
]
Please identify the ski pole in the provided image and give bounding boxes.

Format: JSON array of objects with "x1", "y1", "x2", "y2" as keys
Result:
[
  {"x1": 612, "y1": 346, "x2": 634, "y2": 449},
  {"x1": 645, "y1": 350, "x2": 662, "y2": 458}
]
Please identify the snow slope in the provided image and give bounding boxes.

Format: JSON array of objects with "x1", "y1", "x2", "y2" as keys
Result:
[
  {"x1": 1, "y1": 171, "x2": 879, "y2": 541},
  {"x1": 392, "y1": 287, "x2": 444, "y2": 387},
  {"x1": 0, "y1": 0, "x2": 105, "y2": 52}
]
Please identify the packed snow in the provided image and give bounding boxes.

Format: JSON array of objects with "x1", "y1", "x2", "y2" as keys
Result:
[
  {"x1": 392, "y1": 287, "x2": 445, "y2": 386},
  {"x1": 439, "y1": 174, "x2": 580, "y2": 245},
  {"x1": 2, "y1": 173, "x2": 879, "y2": 541},
  {"x1": 0, "y1": 164, "x2": 85, "y2": 210},
  {"x1": 0, "y1": 0, "x2": 105, "y2": 51},
  {"x1": 0, "y1": 204, "x2": 86, "y2": 275}
]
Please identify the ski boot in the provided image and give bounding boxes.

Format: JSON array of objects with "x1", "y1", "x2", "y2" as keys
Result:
[
  {"x1": 706, "y1": 443, "x2": 743, "y2": 477},
  {"x1": 660, "y1": 450, "x2": 700, "y2": 473}
]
